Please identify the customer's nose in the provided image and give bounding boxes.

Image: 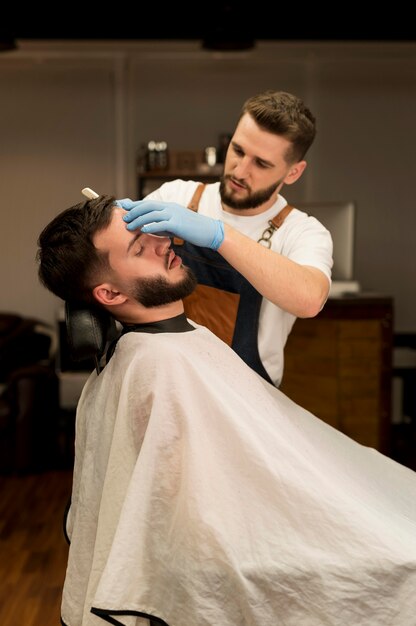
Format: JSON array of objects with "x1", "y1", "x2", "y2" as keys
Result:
[{"x1": 151, "y1": 235, "x2": 172, "y2": 256}]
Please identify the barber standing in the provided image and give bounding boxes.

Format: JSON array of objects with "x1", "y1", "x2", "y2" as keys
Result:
[{"x1": 120, "y1": 90, "x2": 333, "y2": 387}]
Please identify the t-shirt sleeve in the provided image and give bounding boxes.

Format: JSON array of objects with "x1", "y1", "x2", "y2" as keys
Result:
[{"x1": 282, "y1": 215, "x2": 333, "y2": 282}]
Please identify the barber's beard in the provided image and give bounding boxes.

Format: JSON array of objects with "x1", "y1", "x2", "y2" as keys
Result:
[
  {"x1": 219, "y1": 175, "x2": 283, "y2": 210},
  {"x1": 130, "y1": 266, "x2": 198, "y2": 308}
]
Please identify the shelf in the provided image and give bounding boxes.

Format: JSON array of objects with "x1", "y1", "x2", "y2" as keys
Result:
[{"x1": 137, "y1": 149, "x2": 222, "y2": 197}]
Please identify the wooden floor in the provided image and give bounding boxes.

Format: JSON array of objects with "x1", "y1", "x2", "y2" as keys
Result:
[{"x1": 0, "y1": 470, "x2": 73, "y2": 626}]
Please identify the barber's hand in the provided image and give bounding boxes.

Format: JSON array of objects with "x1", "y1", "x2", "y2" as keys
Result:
[
  {"x1": 115, "y1": 198, "x2": 132, "y2": 207},
  {"x1": 119, "y1": 199, "x2": 225, "y2": 251}
]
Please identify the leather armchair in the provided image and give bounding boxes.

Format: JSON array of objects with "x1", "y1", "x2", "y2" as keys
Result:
[{"x1": 0, "y1": 313, "x2": 59, "y2": 474}]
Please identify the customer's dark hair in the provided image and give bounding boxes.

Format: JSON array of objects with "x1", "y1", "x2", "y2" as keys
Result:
[
  {"x1": 240, "y1": 90, "x2": 316, "y2": 163},
  {"x1": 37, "y1": 195, "x2": 116, "y2": 304}
]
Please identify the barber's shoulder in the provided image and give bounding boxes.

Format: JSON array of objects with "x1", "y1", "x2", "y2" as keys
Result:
[
  {"x1": 274, "y1": 208, "x2": 332, "y2": 258},
  {"x1": 289, "y1": 207, "x2": 328, "y2": 232}
]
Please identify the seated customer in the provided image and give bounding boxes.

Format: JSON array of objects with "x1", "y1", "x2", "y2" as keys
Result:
[{"x1": 37, "y1": 195, "x2": 416, "y2": 626}]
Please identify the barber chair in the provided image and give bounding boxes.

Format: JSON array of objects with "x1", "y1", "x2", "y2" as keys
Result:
[
  {"x1": 64, "y1": 301, "x2": 120, "y2": 375},
  {"x1": 55, "y1": 302, "x2": 120, "y2": 466},
  {"x1": 0, "y1": 312, "x2": 59, "y2": 474}
]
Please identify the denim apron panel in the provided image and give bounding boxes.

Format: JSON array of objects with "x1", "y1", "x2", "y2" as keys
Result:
[{"x1": 172, "y1": 239, "x2": 272, "y2": 384}]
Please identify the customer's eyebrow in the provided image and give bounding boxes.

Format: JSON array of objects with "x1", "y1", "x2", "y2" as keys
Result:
[{"x1": 127, "y1": 231, "x2": 144, "y2": 253}]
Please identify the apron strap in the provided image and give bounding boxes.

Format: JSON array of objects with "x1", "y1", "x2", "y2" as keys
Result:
[
  {"x1": 188, "y1": 183, "x2": 206, "y2": 211},
  {"x1": 270, "y1": 204, "x2": 293, "y2": 228},
  {"x1": 257, "y1": 205, "x2": 294, "y2": 247}
]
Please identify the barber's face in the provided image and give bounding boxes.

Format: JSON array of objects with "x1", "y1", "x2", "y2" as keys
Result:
[
  {"x1": 221, "y1": 113, "x2": 299, "y2": 213},
  {"x1": 94, "y1": 207, "x2": 196, "y2": 307}
]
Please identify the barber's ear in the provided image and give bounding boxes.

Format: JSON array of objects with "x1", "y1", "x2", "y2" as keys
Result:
[
  {"x1": 93, "y1": 283, "x2": 127, "y2": 307},
  {"x1": 284, "y1": 160, "x2": 307, "y2": 186}
]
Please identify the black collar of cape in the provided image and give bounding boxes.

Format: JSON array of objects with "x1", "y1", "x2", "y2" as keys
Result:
[
  {"x1": 121, "y1": 312, "x2": 195, "y2": 335},
  {"x1": 105, "y1": 312, "x2": 195, "y2": 366}
]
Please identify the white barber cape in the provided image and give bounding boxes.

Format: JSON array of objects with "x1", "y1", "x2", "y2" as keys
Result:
[{"x1": 61, "y1": 322, "x2": 416, "y2": 626}]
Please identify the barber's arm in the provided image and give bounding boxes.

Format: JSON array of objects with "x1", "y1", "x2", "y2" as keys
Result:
[
  {"x1": 218, "y1": 223, "x2": 329, "y2": 318},
  {"x1": 119, "y1": 199, "x2": 329, "y2": 318}
]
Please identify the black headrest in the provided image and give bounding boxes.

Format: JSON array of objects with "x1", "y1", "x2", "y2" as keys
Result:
[{"x1": 64, "y1": 301, "x2": 119, "y2": 374}]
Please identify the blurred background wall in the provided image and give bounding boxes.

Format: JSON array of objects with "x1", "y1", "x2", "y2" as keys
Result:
[{"x1": 0, "y1": 38, "x2": 415, "y2": 333}]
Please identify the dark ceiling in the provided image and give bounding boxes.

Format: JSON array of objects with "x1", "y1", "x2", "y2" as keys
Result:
[{"x1": 2, "y1": 4, "x2": 415, "y2": 46}]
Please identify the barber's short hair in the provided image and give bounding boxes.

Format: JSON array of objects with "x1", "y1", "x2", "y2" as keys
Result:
[
  {"x1": 37, "y1": 195, "x2": 116, "y2": 304},
  {"x1": 240, "y1": 90, "x2": 316, "y2": 163}
]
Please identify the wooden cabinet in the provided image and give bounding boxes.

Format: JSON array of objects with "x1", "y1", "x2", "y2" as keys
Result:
[{"x1": 280, "y1": 294, "x2": 393, "y2": 453}]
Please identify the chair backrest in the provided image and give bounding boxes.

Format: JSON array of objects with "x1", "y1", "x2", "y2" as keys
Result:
[{"x1": 64, "y1": 302, "x2": 119, "y2": 374}]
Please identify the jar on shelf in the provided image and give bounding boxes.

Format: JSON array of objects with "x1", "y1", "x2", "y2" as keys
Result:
[{"x1": 146, "y1": 140, "x2": 169, "y2": 171}]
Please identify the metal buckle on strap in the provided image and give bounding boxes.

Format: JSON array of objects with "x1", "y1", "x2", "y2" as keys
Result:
[{"x1": 257, "y1": 220, "x2": 277, "y2": 248}]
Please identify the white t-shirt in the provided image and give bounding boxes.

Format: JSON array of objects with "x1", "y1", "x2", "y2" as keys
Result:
[{"x1": 146, "y1": 180, "x2": 333, "y2": 386}]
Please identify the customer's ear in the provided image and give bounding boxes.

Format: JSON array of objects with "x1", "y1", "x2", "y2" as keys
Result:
[{"x1": 93, "y1": 283, "x2": 127, "y2": 307}]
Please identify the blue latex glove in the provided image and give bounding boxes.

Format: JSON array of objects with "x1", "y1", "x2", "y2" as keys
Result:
[{"x1": 119, "y1": 199, "x2": 225, "y2": 250}]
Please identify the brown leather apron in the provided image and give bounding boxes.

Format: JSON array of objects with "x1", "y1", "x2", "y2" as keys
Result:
[{"x1": 173, "y1": 184, "x2": 292, "y2": 385}]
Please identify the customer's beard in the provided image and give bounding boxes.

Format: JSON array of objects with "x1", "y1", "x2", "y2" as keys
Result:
[
  {"x1": 130, "y1": 266, "x2": 198, "y2": 308},
  {"x1": 219, "y1": 175, "x2": 282, "y2": 210}
]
